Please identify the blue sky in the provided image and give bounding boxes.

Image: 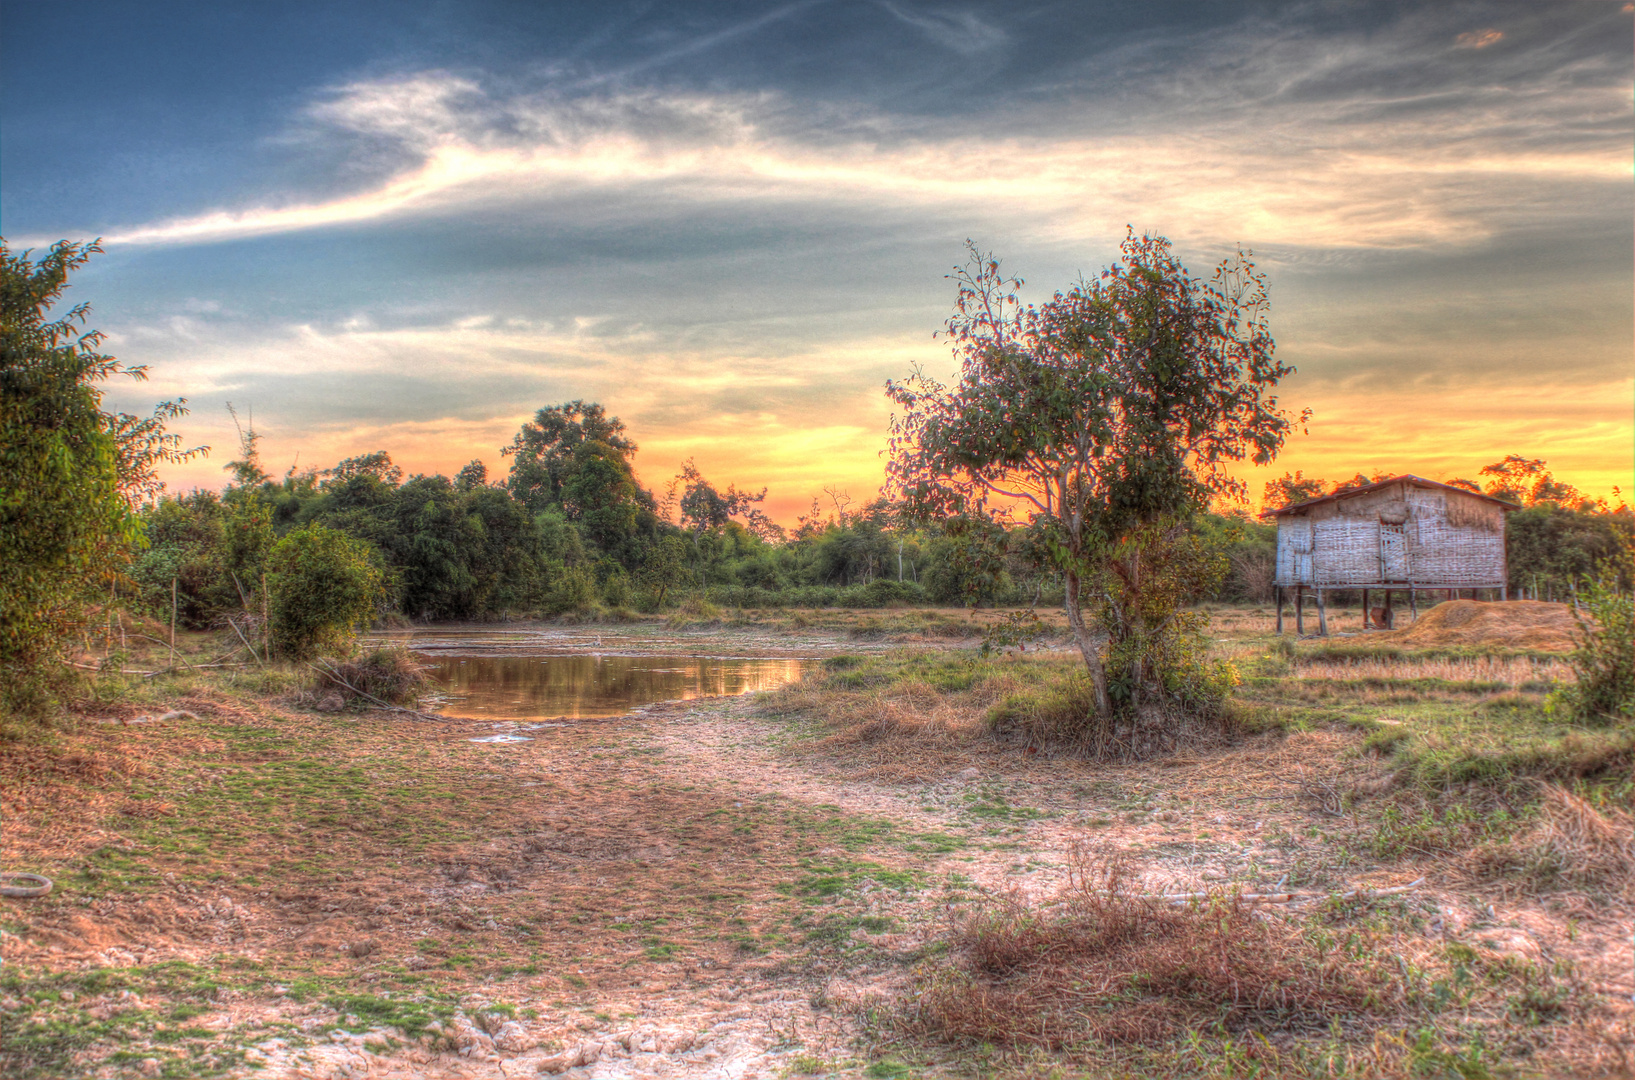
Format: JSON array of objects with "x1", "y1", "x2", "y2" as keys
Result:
[{"x1": 4, "y1": 0, "x2": 1631, "y2": 515}]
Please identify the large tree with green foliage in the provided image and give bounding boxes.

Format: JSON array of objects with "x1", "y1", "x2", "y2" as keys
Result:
[
  {"x1": 1, "y1": 239, "x2": 199, "y2": 685},
  {"x1": 888, "y1": 234, "x2": 1299, "y2": 734},
  {"x1": 502, "y1": 401, "x2": 638, "y2": 514}
]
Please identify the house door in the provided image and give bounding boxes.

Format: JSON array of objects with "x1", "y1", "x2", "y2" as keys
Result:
[
  {"x1": 1285, "y1": 519, "x2": 1312, "y2": 583},
  {"x1": 1380, "y1": 524, "x2": 1408, "y2": 581}
]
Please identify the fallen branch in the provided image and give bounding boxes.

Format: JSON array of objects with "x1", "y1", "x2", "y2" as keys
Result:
[
  {"x1": 1297, "y1": 773, "x2": 1349, "y2": 818},
  {"x1": 225, "y1": 618, "x2": 265, "y2": 668},
  {"x1": 68, "y1": 660, "x2": 158, "y2": 676},
  {"x1": 307, "y1": 660, "x2": 447, "y2": 722},
  {"x1": 1141, "y1": 877, "x2": 1426, "y2": 906},
  {"x1": 130, "y1": 633, "x2": 200, "y2": 671},
  {"x1": 127, "y1": 710, "x2": 202, "y2": 725}
]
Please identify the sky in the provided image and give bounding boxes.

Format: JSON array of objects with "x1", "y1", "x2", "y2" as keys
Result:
[{"x1": 4, "y1": 0, "x2": 1631, "y2": 520}]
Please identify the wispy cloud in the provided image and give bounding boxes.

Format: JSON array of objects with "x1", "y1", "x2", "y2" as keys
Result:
[
  {"x1": 1455, "y1": 29, "x2": 1504, "y2": 50},
  {"x1": 876, "y1": 2, "x2": 1007, "y2": 56},
  {"x1": 79, "y1": 62, "x2": 1627, "y2": 256}
]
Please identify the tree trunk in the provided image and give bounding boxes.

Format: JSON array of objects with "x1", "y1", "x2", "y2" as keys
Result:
[{"x1": 1064, "y1": 569, "x2": 1111, "y2": 715}]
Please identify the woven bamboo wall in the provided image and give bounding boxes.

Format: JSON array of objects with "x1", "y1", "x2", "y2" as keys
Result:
[{"x1": 1274, "y1": 483, "x2": 1505, "y2": 588}]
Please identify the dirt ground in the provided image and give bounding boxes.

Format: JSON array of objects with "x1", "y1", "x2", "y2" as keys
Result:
[{"x1": 2, "y1": 623, "x2": 1631, "y2": 1079}]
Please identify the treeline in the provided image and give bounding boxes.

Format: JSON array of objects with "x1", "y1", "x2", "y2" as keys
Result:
[
  {"x1": 130, "y1": 399, "x2": 1294, "y2": 640},
  {"x1": 133, "y1": 406, "x2": 1630, "y2": 642}
]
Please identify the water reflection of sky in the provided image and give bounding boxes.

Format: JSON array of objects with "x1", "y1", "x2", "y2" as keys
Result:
[{"x1": 368, "y1": 628, "x2": 819, "y2": 720}]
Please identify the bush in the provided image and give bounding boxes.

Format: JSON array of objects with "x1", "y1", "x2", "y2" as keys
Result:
[
  {"x1": 542, "y1": 564, "x2": 597, "y2": 615},
  {"x1": 905, "y1": 843, "x2": 1405, "y2": 1050},
  {"x1": 267, "y1": 526, "x2": 386, "y2": 660},
  {"x1": 1558, "y1": 549, "x2": 1633, "y2": 725},
  {"x1": 313, "y1": 646, "x2": 430, "y2": 707}
]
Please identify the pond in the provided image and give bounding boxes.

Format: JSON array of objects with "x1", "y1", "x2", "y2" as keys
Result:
[{"x1": 369, "y1": 627, "x2": 820, "y2": 720}]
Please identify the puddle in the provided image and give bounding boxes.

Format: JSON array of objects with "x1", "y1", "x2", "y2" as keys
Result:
[
  {"x1": 468, "y1": 734, "x2": 534, "y2": 744},
  {"x1": 370, "y1": 627, "x2": 818, "y2": 721}
]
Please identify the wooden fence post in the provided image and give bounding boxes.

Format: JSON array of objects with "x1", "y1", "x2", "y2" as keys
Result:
[
  {"x1": 170, "y1": 577, "x2": 178, "y2": 669},
  {"x1": 261, "y1": 573, "x2": 272, "y2": 663}
]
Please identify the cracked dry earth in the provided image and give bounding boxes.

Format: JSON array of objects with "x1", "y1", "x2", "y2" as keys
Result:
[{"x1": 4, "y1": 680, "x2": 1631, "y2": 1079}]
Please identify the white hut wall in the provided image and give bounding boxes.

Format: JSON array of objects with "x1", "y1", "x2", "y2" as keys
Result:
[
  {"x1": 1277, "y1": 484, "x2": 1505, "y2": 588},
  {"x1": 1274, "y1": 517, "x2": 1312, "y2": 585},
  {"x1": 1303, "y1": 495, "x2": 1369, "y2": 585},
  {"x1": 1401, "y1": 488, "x2": 1505, "y2": 586}
]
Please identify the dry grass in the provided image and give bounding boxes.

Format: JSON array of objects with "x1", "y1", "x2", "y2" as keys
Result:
[
  {"x1": 768, "y1": 660, "x2": 1032, "y2": 781},
  {"x1": 1371, "y1": 600, "x2": 1580, "y2": 652},
  {"x1": 1468, "y1": 784, "x2": 1635, "y2": 901},
  {"x1": 900, "y1": 840, "x2": 1620, "y2": 1078},
  {"x1": 907, "y1": 842, "x2": 1408, "y2": 1051},
  {"x1": 1291, "y1": 653, "x2": 1575, "y2": 688},
  {"x1": 310, "y1": 644, "x2": 431, "y2": 707}
]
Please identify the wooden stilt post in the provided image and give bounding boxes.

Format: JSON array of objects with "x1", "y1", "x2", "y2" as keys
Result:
[
  {"x1": 1316, "y1": 588, "x2": 1328, "y2": 636},
  {"x1": 1275, "y1": 586, "x2": 1284, "y2": 635},
  {"x1": 1362, "y1": 588, "x2": 1370, "y2": 630},
  {"x1": 1409, "y1": 585, "x2": 1418, "y2": 622},
  {"x1": 1295, "y1": 586, "x2": 1305, "y2": 636},
  {"x1": 261, "y1": 572, "x2": 273, "y2": 663}
]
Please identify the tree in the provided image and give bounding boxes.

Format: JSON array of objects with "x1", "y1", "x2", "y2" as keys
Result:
[
  {"x1": 1261, "y1": 470, "x2": 1326, "y2": 510},
  {"x1": 454, "y1": 459, "x2": 488, "y2": 490},
  {"x1": 669, "y1": 459, "x2": 783, "y2": 554},
  {"x1": 1480, "y1": 454, "x2": 1584, "y2": 509},
  {"x1": 325, "y1": 450, "x2": 403, "y2": 487},
  {"x1": 266, "y1": 526, "x2": 386, "y2": 660},
  {"x1": 1558, "y1": 540, "x2": 1633, "y2": 725},
  {"x1": 502, "y1": 401, "x2": 638, "y2": 514},
  {"x1": 639, "y1": 535, "x2": 693, "y2": 609},
  {"x1": 887, "y1": 234, "x2": 1299, "y2": 728},
  {"x1": 1, "y1": 239, "x2": 200, "y2": 682}
]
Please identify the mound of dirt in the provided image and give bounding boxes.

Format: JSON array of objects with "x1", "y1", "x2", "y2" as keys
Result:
[{"x1": 1374, "y1": 599, "x2": 1581, "y2": 652}]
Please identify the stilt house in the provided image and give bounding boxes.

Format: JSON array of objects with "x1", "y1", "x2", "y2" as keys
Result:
[{"x1": 1260, "y1": 475, "x2": 1517, "y2": 635}]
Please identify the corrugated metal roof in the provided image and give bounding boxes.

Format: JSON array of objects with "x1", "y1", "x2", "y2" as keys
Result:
[{"x1": 1259, "y1": 474, "x2": 1519, "y2": 519}]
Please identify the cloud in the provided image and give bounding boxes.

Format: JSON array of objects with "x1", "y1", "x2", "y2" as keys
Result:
[
  {"x1": 65, "y1": 31, "x2": 1624, "y2": 256},
  {"x1": 99, "y1": 305, "x2": 929, "y2": 515},
  {"x1": 876, "y1": 3, "x2": 1007, "y2": 56},
  {"x1": 59, "y1": 3, "x2": 1634, "y2": 512},
  {"x1": 1455, "y1": 29, "x2": 1504, "y2": 50}
]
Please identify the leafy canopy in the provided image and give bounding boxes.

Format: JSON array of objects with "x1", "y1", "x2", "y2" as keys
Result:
[
  {"x1": 887, "y1": 233, "x2": 1299, "y2": 730},
  {"x1": 0, "y1": 238, "x2": 201, "y2": 671},
  {"x1": 887, "y1": 232, "x2": 1299, "y2": 539}
]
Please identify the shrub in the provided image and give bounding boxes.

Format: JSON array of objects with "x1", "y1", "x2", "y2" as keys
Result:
[
  {"x1": 314, "y1": 645, "x2": 430, "y2": 707},
  {"x1": 905, "y1": 843, "x2": 1404, "y2": 1049},
  {"x1": 1558, "y1": 548, "x2": 1633, "y2": 725},
  {"x1": 542, "y1": 564, "x2": 597, "y2": 615},
  {"x1": 267, "y1": 526, "x2": 386, "y2": 660}
]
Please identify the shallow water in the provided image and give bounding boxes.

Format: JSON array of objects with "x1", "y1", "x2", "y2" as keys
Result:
[{"x1": 370, "y1": 627, "x2": 817, "y2": 720}]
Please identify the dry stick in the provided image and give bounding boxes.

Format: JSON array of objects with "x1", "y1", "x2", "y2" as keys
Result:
[
  {"x1": 261, "y1": 573, "x2": 272, "y2": 664},
  {"x1": 307, "y1": 660, "x2": 445, "y2": 722},
  {"x1": 1142, "y1": 877, "x2": 1426, "y2": 906},
  {"x1": 227, "y1": 618, "x2": 265, "y2": 668},
  {"x1": 69, "y1": 660, "x2": 159, "y2": 675}
]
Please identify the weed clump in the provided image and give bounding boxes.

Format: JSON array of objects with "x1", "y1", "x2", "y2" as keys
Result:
[
  {"x1": 987, "y1": 669, "x2": 1235, "y2": 759},
  {"x1": 905, "y1": 844, "x2": 1403, "y2": 1050},
  {"x1": 313, "y1": 646, "x2": 430, "y2": 707},
  {"x1": 1468, "y1": 783, "x2": 1635, "y2": 900},
  {"x1": 1557, "y1": 551, "x2": 1634, "y2": 725}
]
